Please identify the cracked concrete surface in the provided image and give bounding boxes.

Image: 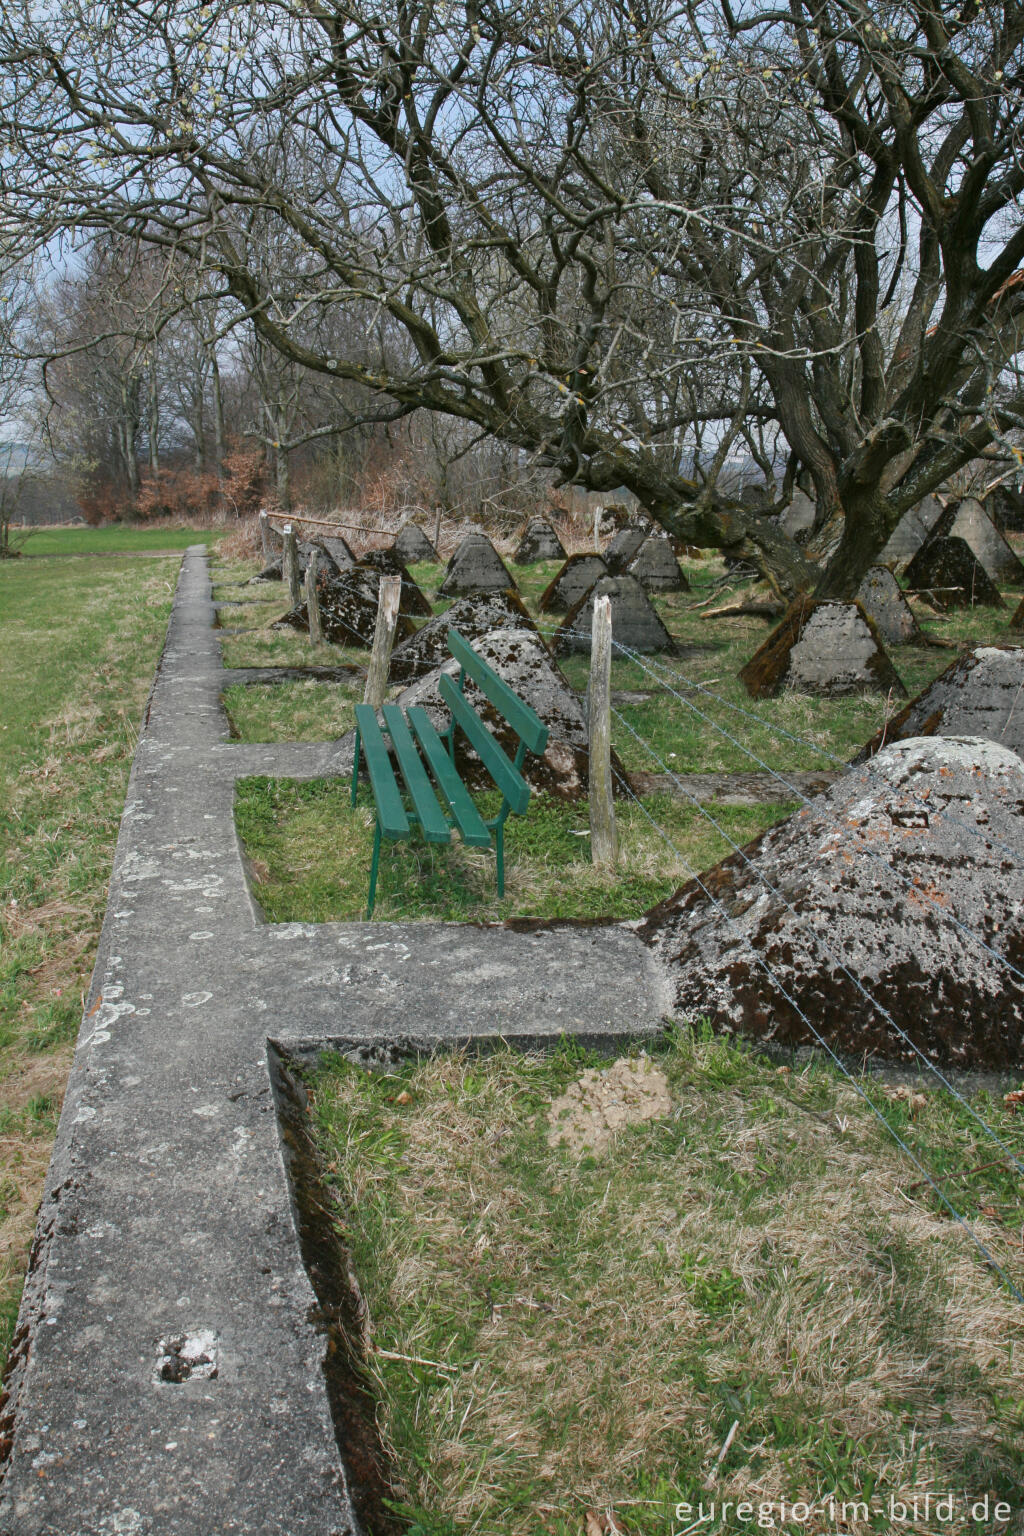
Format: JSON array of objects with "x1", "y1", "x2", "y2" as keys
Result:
[{"x1": 0, "y1": 547, "x2": 669, "y2": 1535}]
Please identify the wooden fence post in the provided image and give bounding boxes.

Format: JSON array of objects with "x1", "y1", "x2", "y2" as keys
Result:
[
  {"x1": 433, "y1": 503, "x2": 443, "y2": 554},
  {"x1": 282, "y1": 523, "x2": 300, "y2": 606},
  {"x1": 593, "y1": 505, "x2": 601, "y2": 553},
  {"x1": 363, "y1": 574, "x2": 402, "y2": 708},
  {"x1": 305, "y1": 548, "x2": 323, "y2": 645},
  {"x1": 588, "y1": 593, "x2": 618, "y2": 866},
  {"x1": 259, "y1": 509, "x2": 272, "y2": 561}
]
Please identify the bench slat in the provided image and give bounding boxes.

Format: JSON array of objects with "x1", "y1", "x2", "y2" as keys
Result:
[
  {"x1": 406, "y1": 706, "x2": 493, "y2": 847},
  {"x1": 448, "y1": 629, "x2": 549, "y2": 756},
  {"x1": 440, "y1": 673, "x2": 531, "y2": 814},
  {"x1": 380, "y1": 705, "x2": 452, "y2": 843},
  {"x1": 353, "y1": 705, "x2": 411, "y2": 840}
]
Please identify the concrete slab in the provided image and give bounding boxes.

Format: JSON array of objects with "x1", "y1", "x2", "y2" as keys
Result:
[{"x1": 0, "y1": 549, "x2": 669, "y2": 1536}]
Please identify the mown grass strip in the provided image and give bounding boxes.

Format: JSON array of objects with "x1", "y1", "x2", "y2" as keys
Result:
[{"x1": 0, "y1": 553, "x2": 180, "y2": 1370}]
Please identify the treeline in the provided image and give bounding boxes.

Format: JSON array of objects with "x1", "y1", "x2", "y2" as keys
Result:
[{"x1": 8, "y1": 235, "x2": 549, "y2": 527}]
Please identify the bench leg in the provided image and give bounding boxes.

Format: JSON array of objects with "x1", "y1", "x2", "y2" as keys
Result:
[
  {"x1": 495, "y1": 822, "x2": 505, "y2": 898},
  {"x1": 366, "y1": 820, "x2": 383, "y2": 919},
  {"x1": 350, "y1": 730, "x2": 361, "y2": 807}
]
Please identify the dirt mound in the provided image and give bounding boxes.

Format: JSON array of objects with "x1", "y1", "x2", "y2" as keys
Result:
[
  {"x1": 547, "y1": 1055, "x2": 672, "y2": 1156},
  {"x1": 639, "y1": 736, "x2": 1024, "y2": 1069}
]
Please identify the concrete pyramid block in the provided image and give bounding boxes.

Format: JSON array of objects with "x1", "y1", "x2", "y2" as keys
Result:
[
  {"x1": 855, "y1": 566, "x2": 920, "y2": 645},
  {"x1": 904, "y1": 536, "x2": 1005, "y2": 609},
  {"x1": 989, "y1": 484, "x2": 1024, "y2": 532},
  {"x1": 396, "y1": 627, "x2": 630, "y2": 798},
  {"x1": 317, "y1": 533, "x2": 357, "y2": 570},
  {"x1": 393, "y1": 522, "x2": 438, "y2": 564},
  {"x1": 739, "y1": 598, "x2": 907, "y2": 699},
  {"x1": 276, "y1": 566, "x2": 417, "y2": 648},
  {"x1": 627, "y1": 536, "x2": 690, "y2": 593},
  {"x1": 555, "y1": 574, "x2": 676, "y2": 656},
  {"x1": 513, "y1": 517, "x2": 567, "y2": 564},
  {"x1": 778, "y1": 488, "x2": 816, "y2": 542},
  {"x1": 946, "y1": 497, "x2": 1024, "y2": 585},
  {"x1": 538, "y1": 554, "x2": 608, "y2": 614},
  {"x1": 252, "y1": 536, "x2": 345, "y2": 584},
  {"x1": 638, "y1": 735, "x2": 1024, "y2": 1069},
  {"x1": 389, "y1": 589, "x2": 537, "y2": 684},
  {"x1": 1010, "y1": 594, "x2": 1024, "y2": 632},
  {"x1": 438, "y1": 532, "x2": 517, "y2": 596},
  {"x1": 877, "y1": 495, "x2": 945, "y2": 570},
  {"x1": 855, "y1": 644, "x2": 1024, "y2": 762},
  {"x1": 357, "y1": 547, "x2": 433, "y2": 617},
  {"x1": 604, "y1": 525, "x2": 648, "y2": 573}
]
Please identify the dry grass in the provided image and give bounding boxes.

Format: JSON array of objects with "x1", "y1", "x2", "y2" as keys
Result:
[{"x1": 313, "y1": 1035, "x2": 1024, "y2": 1536}]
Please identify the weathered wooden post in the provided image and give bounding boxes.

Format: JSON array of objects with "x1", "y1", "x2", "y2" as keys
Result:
[
  {"x1": 588, "y1": 593, "x2": 618, "y2": 865},
  {"x1": 363, "y1": 574, "x2": 402, "y2": 708},
  {"x1": 593, "y1": 504, "x2": 601, "y2": 553},
  {"x1": 282, "y1": 523, "x2": 300, "y2": 606},
  {"x1": 433, "y1": 503, "x2": 443, "y2": 555},
  {"x1": 305, "y1": 548, "x2": 323, "y2": 645},
  {"x1": 258, "y1": 509, "x2": 273, "y2": 561}
]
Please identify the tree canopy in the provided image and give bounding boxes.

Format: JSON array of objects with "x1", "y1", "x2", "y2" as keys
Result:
[{"x1": 3, "y1": 0, "x2": 1023, "y2": 591}]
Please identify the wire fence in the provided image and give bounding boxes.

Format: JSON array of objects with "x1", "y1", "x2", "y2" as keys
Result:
[{"x1": 219, "y1": 549, "x2": 1024, "y2": 1297}]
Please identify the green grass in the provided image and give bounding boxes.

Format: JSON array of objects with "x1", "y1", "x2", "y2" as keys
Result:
[
  {"x1": 0, "y1": 552, "x2": 178, "y2": 1371},
  {"x1": 311, "y1": 1031, "x2": 1024, "y2": 1535},
  {"x1": 236, "y1": 777, "x2": 792, "y2": 923},
  {"x1": 223, "y1": 680, "x2": 362, "y2": 742},
  {"x1": 16, "y1": 523, "x2": 223, "y2": 555}
]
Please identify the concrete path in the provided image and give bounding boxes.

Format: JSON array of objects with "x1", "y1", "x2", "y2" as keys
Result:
[{"x1": 0, "y1": 548, "x2": 670, "y2": 1536}]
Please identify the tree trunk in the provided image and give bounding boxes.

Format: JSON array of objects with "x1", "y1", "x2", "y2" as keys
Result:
[
  {"x1": 210, "y1": 349, "x2": 226, "y2": 482},
  {"x1": 812, "y1": 489, "x2": 898, "y2": 599},
  {"x1": 148, "y1": 362, "x2": 159, "y2": 475},
  {"x1": 275, "y1": 443, "x2": 291, "y2": 511},
  {"x1": 655, "y1": 499, "x2": 818, "y2": 599}
]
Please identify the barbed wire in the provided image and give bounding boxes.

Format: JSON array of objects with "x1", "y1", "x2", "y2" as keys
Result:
[
  {"x1": 604, "y1": 757, "x2": 1024, "y2": 1302},
  {"x1": 216, "y1": 555, "x2": 1024, "y2": 1293},
  {"x1": 610, "y1": 704, "x2": 1024, "y2": 1174}
]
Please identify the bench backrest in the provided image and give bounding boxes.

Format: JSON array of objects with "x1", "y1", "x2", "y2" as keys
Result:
[
  {"x1": 437, "y1": 629, "x2": 549, "y2": 816},
  {"x1": 447, "y1": 629, "x2": 549, "y2": 754}
]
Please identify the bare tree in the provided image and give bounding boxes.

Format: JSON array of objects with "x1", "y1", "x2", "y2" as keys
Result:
[{"x1": 4, "y1": 0, "x2": 1023, "y2": 591}]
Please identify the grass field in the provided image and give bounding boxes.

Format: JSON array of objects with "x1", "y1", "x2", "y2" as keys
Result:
[
  {"x1": 14, "y1": 524, "x2": 222, "y2": 556},
  {"x1": 312, "y1": 1033, "x2": 1024, "y2": 1536},
  {"x1": 0, "y1": 551, "x2": 180, "y2": 1371},
  {"x1": 238, "y1": 778, "x2": 791, "y2": 923}
]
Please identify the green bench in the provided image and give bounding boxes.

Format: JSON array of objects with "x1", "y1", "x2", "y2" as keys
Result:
[{"x1": 351, "y1": 629, "x2": 549, "y2": 917}]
